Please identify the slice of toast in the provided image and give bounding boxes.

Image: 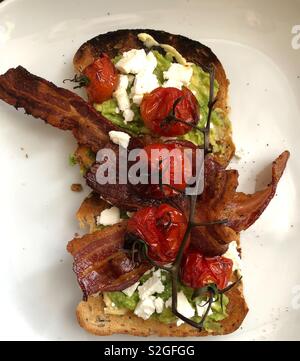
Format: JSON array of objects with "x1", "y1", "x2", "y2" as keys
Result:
[
  {"x1": 76, "y1": 272, "x2": 248, "y2": 337},
  {"x1": 75, "y1": 193, "x2": 248, "y2": 337},
  {"x1": 73, "y1": 30, "x2": 246, "y2": 336},
  {"x1": 73, "y1": 29, "x2": 235, "y2": 167}
]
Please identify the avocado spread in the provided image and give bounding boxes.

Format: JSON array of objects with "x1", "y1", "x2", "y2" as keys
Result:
[{"x1": 105, "y1": 269, "x2": 229, "y2": 332}]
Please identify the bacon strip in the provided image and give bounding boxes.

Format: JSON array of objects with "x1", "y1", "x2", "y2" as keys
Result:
[
  {"x1": 0, "y1": 66, "x2": 120, "y2": 152},
  {"x1": 228, "y1": 151, "x2": 290, "y2": 231},
  {"x1": 85, "y1": 139, "x2": 197, "y2": 210},
  {"x1": 192, "y1": 151, "x2": 289, "y2": 256},
  {"x1": 67, "y1": 222, "x2": 150, "y2": 298}
]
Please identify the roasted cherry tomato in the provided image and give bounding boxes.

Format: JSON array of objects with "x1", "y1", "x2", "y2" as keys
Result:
[
  {"x1": 181, "y1": 250, "x2": 233, "y2": 289},
  {"x1": 140, "y1": 87, "x2": 199, "y2": 136},
  {"x1": 127, "y1": 204, "x2": 188, "y2": 264},
  {"x1": 83, "y1": 53, "x2": 118, "y2": 104},
  {"x1": 135, "y1": 142, "x2": 194, "y2": 198}
]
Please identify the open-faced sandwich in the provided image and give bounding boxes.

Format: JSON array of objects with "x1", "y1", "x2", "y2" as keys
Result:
[{"x1": 0, "y1": 29, "x2": 289, "y2": 337}]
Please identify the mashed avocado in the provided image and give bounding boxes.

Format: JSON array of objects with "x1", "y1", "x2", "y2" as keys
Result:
[
  {"x1": 94, "y1": 100, "x2": 148, "y2": 134},
  {"x1": 105, "y1": 269, "x2": 229, "y2": 332},
  {"x1": 94, "y1": 52, "x2": 230, "y2": 154}
]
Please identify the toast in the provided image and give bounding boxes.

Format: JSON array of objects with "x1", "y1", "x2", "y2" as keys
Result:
[
  {"x1": 76, "y1": 279, "x2": 247, "y2": 337},
  {"x1": 75, "y1": 193, "x2": 248, "y2": 337},
  {"x1": 71, "y1": 30, "x2": 245, "y2": 336},
  {"x1": 73, "y1": 29, "x2": 235, "y2": 167}
]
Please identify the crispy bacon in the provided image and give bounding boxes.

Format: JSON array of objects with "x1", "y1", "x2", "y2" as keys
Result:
[
  {"x1": 67, "y1": 222, "x2": 150, "y2": 298},
  {"x1": 85, "y1": 162, "x2": 153, "y2": 211},
  {"x1": 228, "y1": 151, "x2": 290, "y2": 231},
  {"x1": 85, "y1": 139, "x2": 197, "y2": 210},
  {"x1": 0, "y1": 66, "x2": 120, "y2": 152},
  {"x1": 192, "y1": 151, "x2": 290, "y2": 256}
]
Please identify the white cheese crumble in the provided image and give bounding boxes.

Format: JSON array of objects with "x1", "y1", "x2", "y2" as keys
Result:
[
  {"x1": 131, "y1": 70, "x2": 160, "y2": 105},
  {"x1": 129, "y1": 51, "x2": 159, "y2": 105},
  {"x1": 138, "y1": 269, "x2": 164, "y2": 300},
  {"x1": 123, "y1": 108, "x2": 134, "y2": 123},
  {"x1": 134, "y1": 296, "x2": 156, "y2": 320},
  {"x1": 96, "y1": 206, "x2": 120, "y2": 226},
  {"x1": 115, "y1": 49, "x2": 159, "y2": 108},
  {"x1": 177, "y1": 291, "x2": 195, "y2": 319},
  {"x1": 165, "y1": 297, "x2": 172, "y2": 308},
  {"x1": 163, "y1": 63, "x2": 193, "y2": 88},
  {"x1": 166, "y1": 291, "x2": 195, "y2": 326},
  {"x1": 162, "y1": 79, "x2": 184, "y2": 90},
  {"x1": 122, "y1": 281, "x2": 140, "y2": 297},
  {"x1": 154, "y1": 297, "x2": 164, "y2": 314},
  {"x1": 113, "y1": 74, "x2": 130, "y2": 111},
  {"x1": 115, "y1": 49, "x2": 153, "y2": 75},
  {"x1": 223, "y1": 241, "x2": 242, "y2": 272},
  {"x1": 108, "y1": 130, "x2": 131, "y2": 149},
  {"x1": 196, "y1": 303, "x2": 213, "y2": 318},
  {"x1": 113, "y1": 75, "x2": 133, "y2": 122},
  {"x1": 133, "y1": 270, "x2": 165, "y2": 320},
  {"x1": 144, "y1": 268, "x2": 155, "y2": 276}
]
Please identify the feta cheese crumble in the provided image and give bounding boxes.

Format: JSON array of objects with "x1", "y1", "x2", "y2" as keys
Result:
[
  {"x1": 138, "y1": 269, "x2": 164, "y2": 300},
  {"x1": 131, "y1": 70, "x2": 160, "y2": 105},
  {"x1": 96, "y1": 206, "x2": 120, "y2": 226},
  {"x1": 116, "y1": 49, "x2": 149, "y2": 74},
  {"x1": 130, "y1": 51, "x2": 159, "y2": 105},
  {"x1": 134, "y1": 296, "x2": 156, "y2": 320},
  {"x1": 162, "y1": 79, "x2": 184, "y2": 90},
  {"x1": 122, "y1": 281, "x2": 140, "y2": 297},
  {"x1": 166, "y1": 291, "x2": 195, "y2": 326},
  {"x1": 196, "y1": 303, "x2": 213, "y2": 318},
  {"x1": 154, "y1": 297, "x2": 164, "y2": 314},
  {"x1": 113, "y1": 75, "x2": 134, "y2": 122},
  {"x1": 163, "y1": 63, "x2": 193, "y2": 89},
  {"x1": 123, "y1": 108, "x2": 135, "y2": 123},
  {"x1": 108, "y1": 130, "x2": 131, "y2": 149},
  {"x1": 115, "y1": 48, "x2": 159, "y2": 106},
  {"x1": 114, "y1": 74, "x2": 130, "y2": 111}
]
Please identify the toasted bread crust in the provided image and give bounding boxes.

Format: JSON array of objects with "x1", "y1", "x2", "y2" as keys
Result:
[
  {"x1": 76, "y1": 273, "x2": 248, "y2": 337},
  {"x1": 74, "y1": 29, "x2": 228, "y2": 112},
  {"x1": 76, "y1": 191, "x2": 108, "y2": 232},
  {"x1": 73, "y1": 29, "x2": 234, "y2": 166},
  {"x1": 75, "y1": 193, "x2": 248, "y2": 337}
]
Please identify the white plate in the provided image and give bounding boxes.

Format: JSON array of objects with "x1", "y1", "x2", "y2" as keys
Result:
[{"x1": 0, "y1": 0, "x2": 299, "y2": 341}]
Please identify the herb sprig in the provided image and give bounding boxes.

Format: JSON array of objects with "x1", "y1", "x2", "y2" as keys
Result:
[{"x1": 129, "y1": 65, "x2": 241, "y2": 330}]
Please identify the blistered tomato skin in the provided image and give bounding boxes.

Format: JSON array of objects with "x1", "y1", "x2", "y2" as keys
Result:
[
  {"x1": 181, "y1": 251, "x2": 233, "y2": 289},
  {"x1": 83, "y1": 53, "x2": 118, "y2": 104},
  {"x1": 135, "y1": 141, "x2": 195, "y2": 199},
  {"x1": 127, "y1": 204, "x2": 188, "y2": 264},
  {"x1": 140, "y1": 87, "x2": 199, "y2": 136}
]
